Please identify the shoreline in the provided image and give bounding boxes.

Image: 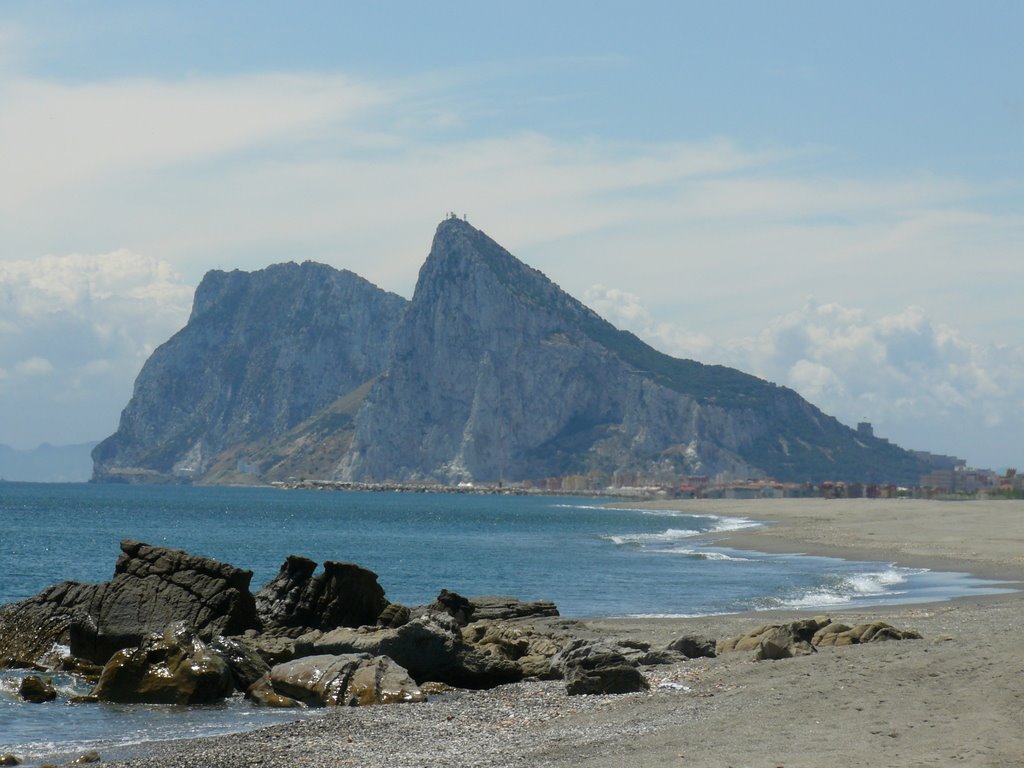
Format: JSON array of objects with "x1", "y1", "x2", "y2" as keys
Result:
[
  {"x1": 627, "y1": 497, "x2": 1024, "y2": 583},
  {"x1": 35, "y1": 499, "x2": 1024, "y2": 766}
]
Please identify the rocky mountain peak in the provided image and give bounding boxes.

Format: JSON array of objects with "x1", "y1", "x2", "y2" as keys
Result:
[
  {"x1": 94, "y1": 220, "x2": 934, "y2": 486},
  {"x1": 92, "y1": 260, "x2": 407, "y2": 483}
]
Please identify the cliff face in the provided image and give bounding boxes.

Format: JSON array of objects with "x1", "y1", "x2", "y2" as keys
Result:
[
  {"x1": 92, "y1": 262, "x2": 406, "y2": 482},
  {"x1": 94, "y1": 220, "x2": 932, "y2": 486},
  {"x1": 336, "y1": 219, "x2": 928, "y2": 484}
]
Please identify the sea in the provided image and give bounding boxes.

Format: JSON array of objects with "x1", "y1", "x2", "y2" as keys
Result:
[{"x1": 0, "y1": 482, "x2": 1013, "y2": 764}]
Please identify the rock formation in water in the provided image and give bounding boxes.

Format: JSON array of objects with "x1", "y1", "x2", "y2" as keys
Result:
[
  {"x1": 92, "y1": 261, "x2": 406, "y2": 483},
  {"x1": 0, "y1": 540, "x2": 261, "y2": 666},
  {"x1": 92, "y1": 218, "x2": 933, "y2": 485}
]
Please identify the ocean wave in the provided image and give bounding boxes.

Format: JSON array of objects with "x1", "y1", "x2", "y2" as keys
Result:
[
  {"x1": 602, "y1": 528, "x2": 704, "y2": 546},
  {"x1": 647, "y1": 548, "x2": 752, "y2": 562},
  {"x1": 704, "y1": 515, "x2": 761, "y2": 532},
  {"x1": 603, "y1": 515, "x2": 760, "y2": 548},
  {"x1": 767, "y1": 567, "x2": 922, "y2": 609}
]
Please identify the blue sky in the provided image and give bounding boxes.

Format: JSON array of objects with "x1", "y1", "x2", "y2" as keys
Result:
[{"x1": 1, "y1": 1, "x2": 1021, "y2": 470}]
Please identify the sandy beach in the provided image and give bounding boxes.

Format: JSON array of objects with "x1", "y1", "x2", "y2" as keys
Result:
[{"x1": 99, "y1": 499, "x2": 1024, "y2": 768}]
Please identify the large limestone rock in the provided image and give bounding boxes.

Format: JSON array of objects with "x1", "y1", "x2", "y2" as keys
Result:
[
  {"x1": 92, "y1": 261, "x2": 407, "y2": 484},
  {"x1": 551, "y1": 639, "x2": 650, "y2": 696},
  {"x1": 254, "y1": 556, "x2": 390, "y2": 631},
  {"x1": 334, "y1": 218, "x2": 933, "y2": 485},
  {"x1": 0, "y1": 541, "x2": 259, "y2": 668},
  {"x1": 263, "y1": 654, "x2": 424, "y2": 707},
  {"x1": 90, "y1": 218, "x2": 934, "y2": 486},
  {"x1": 92, "y1": 621, "x2": 234, "y2": 705}
]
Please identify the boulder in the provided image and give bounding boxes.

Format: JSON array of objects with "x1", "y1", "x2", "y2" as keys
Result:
[
  {"x1": 69, "y1": 540, "x2": 260, "y2": 664},
  {"x1": 376, "y1": 603, "x2": 411, "y2": 628},
  {"x1": 468, "y1": 596, "x2": 560, "y2": 622},
  {"x1": 254, "y1": 557, "x2": 391, "y2": 631},
  {"x1": 300, "y1": 612, "x2": 521, "y2": 689},
  {"x1": 58, "y1": 656, "x2": 105, "y2": 682},
  {"x1": 427, "y1": 590, "x2": 560, "y2": 627},
  {"x1": 0, "y1": 581, "x2": 103, "y2": 668},
  {"x1": 813, "y1": 621, "x2": 922, "y2": 646},
  {"x1": 252, "y1": 555, "x2": 317, "y2": 628},
  {"x1": 717, "y1": 618, "x2": 830, "y2": 660},
  {"x1": 18, "y1": 675, "x2": 57, "y2": 703},
  {"x1": 245, "y1": 676, "x2": 304, "y2": 708},
  {"x1": 92, "y1": 621, "x2": 234, "y2": 705},
  {"x1": 551, "y1": 639, "x2": 650, "y2": 696},
  {"x1": 0, "y1": 541, "x2": 261, "y2": 668},
  {"x1": 265, "y1": 654, "x2": 425, "y2": 707},
  {"x1": 461, "y1": 620, "x2": 566, "y2": 679},
  {"x1": 428, "y1": 589, "x2": 474, "y2": 625},
  {"x1": 208, "y1": 635, "x2": 271, "y2": 691},
  {"x1": 665, "y1": 634, "x2": 717, "y2": 659},
  {"x1": 611, "y1": 639, "x2": 686, "y2": 666},
  {"x1": 245, "y1": 632, "x2": 301, "y2": 666}
]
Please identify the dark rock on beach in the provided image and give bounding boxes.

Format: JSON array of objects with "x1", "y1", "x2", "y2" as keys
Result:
[
  {"x1": 428, "y1": 589, "x2": 560, "y2": 627},
  {"x1": 0, "y1": 541, "x2": 259, "y2": 669},
  {"x1": 0, "y1": 581, "x2": 103, "y2": 668},
  {"x1": 261, "y1": 653, "x2": 425, "y2": 707},
  {"x1": 461, "y1": 620, "x2": 568, "y2": 679},
  {"x1": 92, "y1": 621, "x2": 235, "y2": 705},
  {"x1": 18, "y1": 675, "x2": 57, "y2": 703},
  {"x1": 298, "y1": 612, "x2": 522, "y2": 689},
  {"x1": 208, "y1": 635, "x2": 271, "y2": 691},
  {"x1": 551, "y1": 639, "x2": 650, "y2": 696},
  {"x1": 665, "y1": 634, "x2": 717, "y2": 659},
  {"x1": 254, "y1": 557, "x2": 391, "y2": 631},
  {"x1": 70, "y1": 540, "x2": 259, "y2": 663}
]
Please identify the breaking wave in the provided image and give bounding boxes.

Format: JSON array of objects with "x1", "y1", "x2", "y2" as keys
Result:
[{"x1": 763, "y1": 567, "x2": 925, "y2": 610}]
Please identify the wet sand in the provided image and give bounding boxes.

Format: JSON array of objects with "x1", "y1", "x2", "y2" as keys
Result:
[{"x1": 102, "y1": 499, "x2": 1024, "y2": 768}]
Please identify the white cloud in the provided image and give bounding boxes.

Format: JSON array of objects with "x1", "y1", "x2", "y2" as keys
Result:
[
  {"x1": 0, "y1": 73, "x2": 388, "y2": 211},
  {"x1": 14, "y1": 356, "x2": 53, "y2": 376},
  {"x1": 586, "y1": 288, "x2": 1024, "y2": 469},
  {"x1": 0, "y1": 251, "x2": 193, "y2": 447},
  {"x1": 0, "y1": 66, "x2": 1019, "y2": 463},
  {"x1": 584, "y1": 284, "x2": 714, "y2": 359}
]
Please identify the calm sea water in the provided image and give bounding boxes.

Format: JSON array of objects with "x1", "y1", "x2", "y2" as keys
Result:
[{"x1": 0, "y1": 482, "x2": 1012, "y2": 763}]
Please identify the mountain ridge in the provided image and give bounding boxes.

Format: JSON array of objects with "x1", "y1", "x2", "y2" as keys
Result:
[
  {"x1": 93, "y1": 218, "x2": 933, "y2": 486},
  {"x1": 92, "y1": 261, "x2": 406, "y2": 482}
]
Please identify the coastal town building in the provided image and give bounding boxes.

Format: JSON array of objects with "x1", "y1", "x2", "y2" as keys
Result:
[{"x1": 920, "y1": 466, "x2": 999, "y2": 494}]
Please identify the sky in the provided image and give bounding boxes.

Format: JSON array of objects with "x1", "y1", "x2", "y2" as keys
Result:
[{"x1": 0, "y1": 1, "x2": 1021, "y2": 470}]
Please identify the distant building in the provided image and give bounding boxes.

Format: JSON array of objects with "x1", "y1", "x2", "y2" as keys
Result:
[{"x1": 920, "y1": 467, "x2": 998, "y2": 494}]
